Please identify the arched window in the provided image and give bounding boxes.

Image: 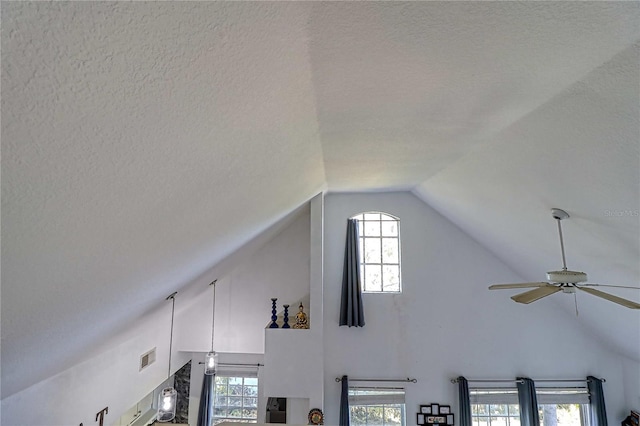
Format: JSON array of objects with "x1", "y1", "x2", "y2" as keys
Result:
[{"x1": 351, "y1": 212, "x2": 401, "y2": 293}]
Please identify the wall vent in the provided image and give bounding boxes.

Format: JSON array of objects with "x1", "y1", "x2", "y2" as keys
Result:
[{"x1": 140, "y1": 347, "x2": 156, "y2": 371}]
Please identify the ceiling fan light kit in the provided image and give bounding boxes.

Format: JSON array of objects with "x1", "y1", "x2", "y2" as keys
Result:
[
  {"x1": 546, "y1": 270, "x2": 587, "y2": 284},
  {"x1": 489, "y1": 208, "x2": 640, "y2": 310}
]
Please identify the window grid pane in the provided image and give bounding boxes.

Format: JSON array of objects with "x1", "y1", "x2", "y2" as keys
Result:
[
  {"x1": 472, "y1": 404, "x2": 588, "y2": 426},
  {"x1": 213, "y1": 376, "x2": 259, "y2": 425},
  {"x1": 472, "y1": 404, "x2": 522, "y2": 426},
  {"x1": 350, "y1": 403, "x2": 405, "y2": 426},
  {"x1": 353, "y1": 212, "x2": 401, "y2": 294},
  {"x1": 349, "y1": 388, "x2": 405, "y2": 426}
]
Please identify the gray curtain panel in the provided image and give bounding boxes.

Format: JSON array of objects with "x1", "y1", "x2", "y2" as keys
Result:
[
  {"x1": 457, "y1": 376, "x2": 472, "y2": 426},
  {"x1": 340, "y1": 219, "x2": 365, "y2": 327},
  {"x1": 587, "y1": 376, "x2": 608, "y2": 426},
  {"x1": 517, "y1": 378, "x2": 540, "y2": 426},
  {"x1": 340, "y1": 375, "x2": 350, "y2": 426},
  {"x1": 196, "y1": 373, "x2": 215, "y2": 426}
]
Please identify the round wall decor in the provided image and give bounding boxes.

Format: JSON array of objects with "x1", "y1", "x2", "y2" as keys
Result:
[{"x1": 308, "y1": 408, "x2": 324, "y2": 425}]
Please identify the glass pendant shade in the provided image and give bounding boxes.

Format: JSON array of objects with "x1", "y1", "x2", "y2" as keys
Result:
[
  {"x1": 205, "y1": 351, "x2": 218, "y2": 375},
  {"x1": 157, "y1": 387, "x2": 177, "y2": 422}
]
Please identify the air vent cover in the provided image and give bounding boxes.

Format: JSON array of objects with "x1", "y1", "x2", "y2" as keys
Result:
[{"x1": 140, "y1": 347, "x2": 156, "y2": 371}]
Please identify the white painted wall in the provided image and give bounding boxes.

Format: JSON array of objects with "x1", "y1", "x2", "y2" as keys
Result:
[
  {"x1": 3, "y1": 192, "x2": 635, "y2": 425},
  {"x1": 287, "y1": 397, "x2": 311, "y2": 424},
  {"x1": 0, "y1": 298, "x2": 192, "y2": 426},
  {"x1": 182, "y1": 203, "x2": 312, "y2": 354},
  {"x1": 263, "y1": 194, "x2": 325, "y2": 411},
  {"x1": 620, "y1": 355, "x2": 640, "y2": 408},
  {"x1": 264, "y1": 329, "x2": 319, "y2": 397},
  {"x1": 322, "y1": 192, "x2": 634, "y2": 426},
  {"x1": 0, "y1": 204, "x2": 311, "y2": 426}
]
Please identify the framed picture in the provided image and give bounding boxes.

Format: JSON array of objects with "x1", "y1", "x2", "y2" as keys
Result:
[
  {"x1": 440, "y1": 406, "x2": 450, "y2": 414},
  {"x1": 427, "y1": 417, "x2": 435, "y2": 423},
  {"x1": 431, "y1": 404, "x2": 440, "y2": 415},
  {"x1": 421, "y1": 406, "x2": 432, "y2": 414},
  {"x1": 446, "y1": 414, "x2": 454, "y2": 425},
  {"x1": 417, "y1": 414, "x2": 425, "y2": 425}
]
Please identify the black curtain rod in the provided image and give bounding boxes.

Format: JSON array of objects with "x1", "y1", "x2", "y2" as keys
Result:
[
  {"x1": 336, "y1": 377, "x2": 417, "y2": 383},
  {"x1": 198, "y1": 362, "x2": 264, "y2": 367},
  {"x1": 450, "y1": 377, "x2": 605, "y2": 384},
  {"x1": 350, "y1": 386, "x2": 406, "y2": 390}
]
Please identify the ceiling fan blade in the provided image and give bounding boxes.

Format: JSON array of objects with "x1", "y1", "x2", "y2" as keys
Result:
[
  {"x1": 511, "y1": 286, "x2": 562, "y2": 304},
  {"x1": 581, "y1": 283, "x2": 640, "y2": 290},
  {"x1": 577, "y1": 287, "x2": 640, "y2": 309},
  {"x1": 489, "y1": 282, "x2": 549, "y2": 290}
]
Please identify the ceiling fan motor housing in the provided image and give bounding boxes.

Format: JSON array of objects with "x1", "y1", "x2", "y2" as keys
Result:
[{"x1": 547, "y1": 270, "x2": 587, "y2": 283}]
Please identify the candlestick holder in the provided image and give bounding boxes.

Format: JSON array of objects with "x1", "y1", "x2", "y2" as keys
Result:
[
  {"x1": 269, "y1": 298, "x2": 279, "y2": 328},
  {"x1": 282, "y1": 304, "x2": 290, "y2": 328}
]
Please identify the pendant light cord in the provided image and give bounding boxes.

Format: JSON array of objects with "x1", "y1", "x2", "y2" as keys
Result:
[
  {"x1": 210, "y1": 280, "x2": 217, "y2": 352},
  {"x1": 167, "y1": 292, "x2": 177, "y2": 380}
]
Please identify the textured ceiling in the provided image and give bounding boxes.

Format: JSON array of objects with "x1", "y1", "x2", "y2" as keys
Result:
[
  {"x1": 310, "y1": 2, "x2": 639, "y2": 190},
  {"x1": 2, "y1": 1, "x2": 639, "y2": 399},
  {"x1": 1, "y1": 2, "x2": 325, "y2": 398}
]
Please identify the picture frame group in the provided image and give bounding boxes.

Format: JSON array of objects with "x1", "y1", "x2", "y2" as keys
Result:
[{"x1": 417, "y1": 404, "x2": 454, "y2": 426}]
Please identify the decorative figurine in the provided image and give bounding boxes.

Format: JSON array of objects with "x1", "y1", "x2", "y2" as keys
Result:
[
  {"x1": 269, "y1": 298, "x2": 279, "y2": 328},
  {"x1": 282, "y1": 304, "x2": 290, "y2": 328},
  {"x1": 292, "y1": 303, "x2": 309, "y2": 329}
]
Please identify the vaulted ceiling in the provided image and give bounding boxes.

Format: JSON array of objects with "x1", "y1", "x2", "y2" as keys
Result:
[{"x1": 2, "y1": 2, "x2": 639, "y2": 399}]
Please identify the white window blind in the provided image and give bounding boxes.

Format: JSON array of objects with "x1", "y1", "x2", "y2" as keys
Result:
[
  {"x1": 536, "y1": 387, "x2": 590, "y2": 404},
  {"x1": 349, "y1": 387, "x2": 406, "y2": 405},
  {"x1": 470, "y1": 386, "x2": 589, "y2": 404},
  {"x1": 470, "y1": 388, "x2": 519, "y2": 404},
  {"x1": 215, "y1": 365, "x2": 258, "y2": 378}
]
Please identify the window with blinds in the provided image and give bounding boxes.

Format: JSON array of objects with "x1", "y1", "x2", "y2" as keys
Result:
[
  {"x1": 213, "y1": 367, "x2": 259, "y2": 425},
  {"x1": 469, "y1": 386, "x2": 590, "y2": 426},
  {"x1": 349, "y1": 387, "x2": 406, "y2": 426},
  {"x1": 470, "y1": 388, "x2": 520, "y2": 426},
  {"x1": 537, "y1": 386, "x2": 590, "y2": 426}
]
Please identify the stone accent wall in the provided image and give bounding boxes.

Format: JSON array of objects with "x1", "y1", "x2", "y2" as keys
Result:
[{"x1": 172, "y1": 360, "x2": 191, "y2": 424}]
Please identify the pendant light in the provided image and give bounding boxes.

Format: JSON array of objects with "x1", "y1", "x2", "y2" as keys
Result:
[
  {"x1": 157, "y1": 292, "x2": 178, "y2": 422},
  {"x1": 205, "y1": 280, "x2": 218, "y2": 375}
]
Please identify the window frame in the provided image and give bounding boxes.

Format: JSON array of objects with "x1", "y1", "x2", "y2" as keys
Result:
[
  {"x1": 536, "y1": 386, "x2": 591, "y2": 426},
  {"x1": 538, "y1": 403, "x2": 590, "y2": 426},
  {"x1": 469, "y1": 386, "x2": 591, "y2": 426},
  {"x1": 352, "y1": 212, "x2": 402, "y2": 294},
  {"x1": 212, "y1": 374, "x2": 259, "y2": 425},
  {"x1": 348, "y1": 386, "x2": 406, "y2": 426},
  {"x1": 470, "y1": 387, "x2": 521, "y2": 426}
]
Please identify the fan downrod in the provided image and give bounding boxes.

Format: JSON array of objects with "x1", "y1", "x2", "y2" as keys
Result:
[{"x1": 551, "y1": 208, "x2": 570, "y2": 270}]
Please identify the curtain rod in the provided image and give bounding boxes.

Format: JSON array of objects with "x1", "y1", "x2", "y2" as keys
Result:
[
  {"x1": 336, "y1": 377, "x2": 417, "y2": 383},
  {"x1": 350, "y1": 386, "x2": 406, "y2": 390},
  {"x1": 450, "y1": 378, "x2": 605, "y2": 384},
  {"x1": 198, "y1": 362, "x2": 264, "y2": 367}
]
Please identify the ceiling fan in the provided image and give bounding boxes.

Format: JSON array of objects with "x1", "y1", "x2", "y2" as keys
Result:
[{"x1": 489, "y1": 208, "x2": 640, "y2": 309}]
